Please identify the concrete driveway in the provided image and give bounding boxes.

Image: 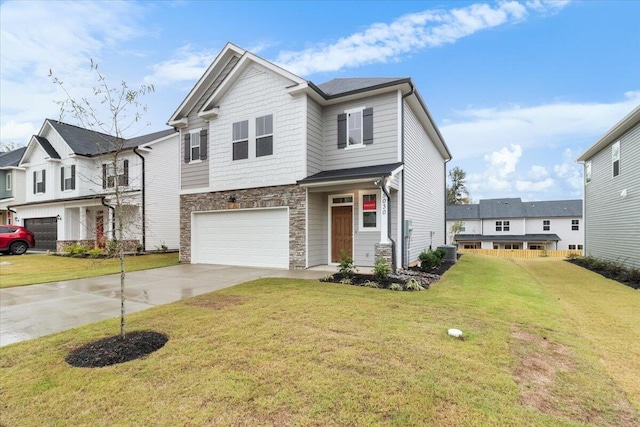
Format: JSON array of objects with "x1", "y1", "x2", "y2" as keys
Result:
[{"x1": 0, "y1": 264, "x2": 325, "y2": 347}]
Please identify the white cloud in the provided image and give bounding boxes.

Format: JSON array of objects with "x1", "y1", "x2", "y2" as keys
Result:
[
  {"x1": 485, "y1": 144, "x2": 523, "y2": 177},
  {"x1": 553, "y1": 148, "x2": 583, "y2": 190},
  {"x1": 440, "y1": 91, "x2": 640, "y2": 161},
  {"x1": 143, "y1": 45, "x2": 219, "y2": 86},
  {"x1": 516, "y1": 177, "x2": 555, "y2": 192},
  {"x1": 529, "y1": 165, "x2": 549, "y2": 179},
  {"x1": 273, "y1": 1, "x2": 570, "y2": 75}
]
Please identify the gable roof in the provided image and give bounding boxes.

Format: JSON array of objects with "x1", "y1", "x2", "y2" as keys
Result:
[
  {"x1": 0, "y1": 147, "x2": 27, "y2": 168},
  {"x1": 577, "y1": 104, "x2": 640, "y2": 162},
  {"x1": 298, "y1": 162, "x2": 403, "y2": 185},
  {"x1": 447, "y1": 198, "x2": 582, "y2": 220},
  {"x1": 33, "y1": 136, "x2": 61, "y2": 159},
  {"x1": 46, "y1": 120, "x2": 175, "y2": 157}
]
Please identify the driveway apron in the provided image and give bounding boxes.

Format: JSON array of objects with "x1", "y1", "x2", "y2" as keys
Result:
[{"x1": 0, "y1": 264, "x2": 324, "y2": 346}]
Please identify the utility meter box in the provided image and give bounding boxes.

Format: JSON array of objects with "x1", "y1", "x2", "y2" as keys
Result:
[{"x1": 404, "y1": 219, "x2": 413, "y2": 236}]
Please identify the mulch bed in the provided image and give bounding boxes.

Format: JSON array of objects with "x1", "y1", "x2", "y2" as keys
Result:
[
  {"x1": 566, "y1": 258, "x2": 640, "y2": 290},
  {"x1": 322, "y1": 261, "x2": 456, "y2": 290},
  {"x1": 66, "y1": 330, "x2": 168, "y2": 368}
]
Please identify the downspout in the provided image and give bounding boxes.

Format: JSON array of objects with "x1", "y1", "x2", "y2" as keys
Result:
[
  {"x1": 444, "y1": 158, "x2": 451, "y2": 244},
  {"x1": 101, "y1": 197, "x2": 116, "y2": 239},
  {"x1": 379, "y1": 176, "x2": 396, "y2": 273},
  {"x1": 401, "y1": 85, "x2": 414, "y2": 269},
  {"x1": 133, "y1": 147, "x2": 146, "y2": 251}
]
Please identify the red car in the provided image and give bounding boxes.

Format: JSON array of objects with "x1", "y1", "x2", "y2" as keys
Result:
[{"x1": 0, "y1": 225, "x2": 35, "y2": 255}]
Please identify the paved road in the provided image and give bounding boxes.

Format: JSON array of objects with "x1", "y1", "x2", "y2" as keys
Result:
[{"x1": 0, "y1": 264, "x2": 325, "y2": 346}]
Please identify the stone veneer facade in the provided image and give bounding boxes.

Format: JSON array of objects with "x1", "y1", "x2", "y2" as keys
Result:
[{"x1": 180, "y1": 184, "x2": 306, "y2": 269}]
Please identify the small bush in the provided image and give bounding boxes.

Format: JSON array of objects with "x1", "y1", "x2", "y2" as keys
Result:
[
  {"x1": 566, "y1": 252, "x2": 581, "y2": 260},
  {"x1": 136, "y1": 243, "x2": 144, "y2": 253},
  {"x1": 373, "y1": 258, "x2": 391, "y2": 281},
  {"x1": 361, "y1": 280, "x2": 380, "y2": 289},
  {"x1": 338, "y1": 250, "x2": 357, "y2": 276},
  {"x1": 87, "y1": 248, "x2": 104, "y2": 259},
  {"x1": 105, "y1": 240, "x2": 118, "y2": 256},
  {"x1": 156, "y1": 243, "x2": 168, "y2": 253},
  {"x1": 65, "y1": 244, "x2": 88, "y2": 257},
  {"x1": 320, "y1": 274, "x2": 335, "y2": 282},
  {"x1": 339, "y1": 277, "x2": 352, "y2": 285},
  {"x1": 419, "y1": 249, "x2": 444, "y2": 270},
  {"x1": 404, "y1": 279, "x2": 425, "y2": 291},
  {"x1": 434, "y1": 248, "x2": 447, "y2": 260},
  {"x1": 389, "y1": 283, "x2": 403, "y2": 291}
]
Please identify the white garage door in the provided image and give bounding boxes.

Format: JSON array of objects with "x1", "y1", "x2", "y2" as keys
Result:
[{"x1": 192, "y1": 208, "x2": 289, "y2": 269}]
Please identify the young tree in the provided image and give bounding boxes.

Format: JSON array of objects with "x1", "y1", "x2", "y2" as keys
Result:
[
  {"x1": 50, "y1": 61, "x2": 154, "y2": 338},
  {"x1": 446, "y1": 166, "x2": 471, "y2": 205},
  {"x1": 448, "y1": 220, "x2": 464, "y2": 244}
]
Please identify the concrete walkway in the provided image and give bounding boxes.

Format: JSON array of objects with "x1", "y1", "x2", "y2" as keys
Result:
[{"x1": 0, "y1": 264, "x2": 325, "y2": 347}]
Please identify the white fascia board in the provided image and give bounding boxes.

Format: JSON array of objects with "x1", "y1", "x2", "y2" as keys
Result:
[
  {"x1": 139, "y1": 132, "x2": 179, "y2": 149},
  {"x1": 168, "y1": 117, "x2": 188, "y2": 129},
  {"x1": 577, "y1": 105, "x2": 640, "y2": 162},
  {"x1": 198, "y1": 107, "x2": 220, "y2": 121},
  {"x1": 298, "y1": 177, "x2": 376, "y2": 188}
]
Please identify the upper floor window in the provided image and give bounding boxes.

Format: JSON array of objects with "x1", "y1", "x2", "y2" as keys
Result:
[
  {"x1": 585, "y1": 161, "x2": 591, "y2": 184},
  {"x1": 360, "y1": 193, "x2": 378, "y2": 230},
  {"x1": 33, "y1": 169, "x2": 46, "y2": 194},
  {"x1": 612, "y1": 141, "x2": 620, "y2": 177},
  {"x1": 190, "y1": 131, "x2": 201, "y2": 162},
  {"x1": 571, "y1": 219, "x2": 579, "y2": 231},
  {"x1": 496, "y1": 220, "x2": 510, "y2": 232},
  {"x1": 256, "y1": 114, "x2": 273, "y2": 157},
  {"x1": 102, "y1": 159, "x2": 129, "y2": 189},
  {"x1": 337, "y1": 107, "x2": 373, "y2": 149},
  {"x1": 543, "y1": 220, "x2": 550, "y2": 231},
  {"x1": 5, "y1": 172, "x2": 10, "y2": 191},
  {"x1": 61, "y1": 165, "x2": 76, "y2": 191},
  {"x1": 183, "y1": 129, "x2": 207, "y2": 163},
  {"x1": 460, "y1": 222, "x2": 466, "y2": 232},
  {"x1": 232, "y1": 120, "x2": 249, "y2": 161}
]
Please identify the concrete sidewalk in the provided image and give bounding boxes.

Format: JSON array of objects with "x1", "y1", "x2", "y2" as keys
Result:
[{"x1": 0, "y1": 264, "x2": 325, "y2": 347}]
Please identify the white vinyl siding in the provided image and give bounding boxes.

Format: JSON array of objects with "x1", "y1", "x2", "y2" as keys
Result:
[
  {"x1": 403, "y1": 100, "x2": 445, "y2": 264},
  {"x1": 191, "y1": 208, "x2": 289, "y2": 268},
  {"x1": 307, "y1": 97, "x2": 323, "y2": 175},
  {"x1": 307, "y1": 192, "x2": 328, "y2": 267}
]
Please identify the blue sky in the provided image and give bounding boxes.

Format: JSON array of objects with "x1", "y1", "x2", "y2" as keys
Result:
[{"x1": 1, "y1": 0, "x2": 638, "y2": 201}]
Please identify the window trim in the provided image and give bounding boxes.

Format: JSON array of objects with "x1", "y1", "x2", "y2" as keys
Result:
[
  {"x1": 5, "y1": 172, "x2": 10, "y2": 191},
  {"x1": 35, "y1": 170, "x2": 45, "y2": 194},
  {"x1": 189, "y1": 130, "x2": 201, "y2": 163},
  {"x1": 232, "y1": 120, "x2": 249, "y2": 161},
  {"x1": 104, "y1": 159, "x2": 128, "y2": 188},
  {"x1": 345, "y1": 106, "x2": 365, "y2": 148},
  {"x1": 571, "y1": 219, "x2": 580, "y2": 231},
  {"x1": 612, "y1": 141, "x2": 620, "y2": 177},
  {"x1": 585, "y1": 161, "x2": 591, "y2": 184},
  {"x1": 543, "y1": 220, "x2": 550, "y2": 231},
  {"x1": 359, "y1": 191, "x2": 380, "y2": 231},
  {"x1": 255, "y1": 114, "x2": 273, "y2": 158}
]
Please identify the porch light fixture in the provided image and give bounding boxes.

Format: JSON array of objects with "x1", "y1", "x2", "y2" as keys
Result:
[
  {"x1": 56, "y1": 215, "x2": 62, "y2": 221},
  {"x1": 227, "y1": 195, "x2": 237, "y2": 203}
]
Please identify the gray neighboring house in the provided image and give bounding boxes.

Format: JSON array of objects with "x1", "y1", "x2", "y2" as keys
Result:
[
  {"x1": 446, "y1": 198, "x2": 583, "y2": 250},
  {"x1": 0, "y1": 147, "x2": 27, "y2": 224},
  {"x1": 577, "y1": 105, "x2": 640, "y2": 268},
  {"x1": 169, "y1": 43, "x2": 452, "y2": 270}
]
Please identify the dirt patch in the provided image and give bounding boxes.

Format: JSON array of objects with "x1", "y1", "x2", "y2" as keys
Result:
[
  {"x1": 510, "y1": 328, "x2": 638, "y2": 426},
  {"x1": 187, "y1": 294, "x2": 248, "y2": 310},
  {"x1": 66, "y1": 330, "x2": 168, "y2": 368}
]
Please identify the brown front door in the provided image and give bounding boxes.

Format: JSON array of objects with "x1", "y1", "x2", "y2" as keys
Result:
[{"x1": 331, "y1": 206, "x2": 353, "y2": 262}]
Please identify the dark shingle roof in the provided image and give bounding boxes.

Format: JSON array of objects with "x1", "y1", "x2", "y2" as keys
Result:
[
  {"x1": 34, "y1": 136, "x2": 61, "y2": 159},
  {"x1": 298, "y1": 162, "x2": 403, "y2": 185},
  {"x1": 455, "y1": 233, "x2": 561, "y2": 242},
  {"x1": 316, "y1": 78, "x2": 409, "y2": 97},
  {"x1": 447, "y1": 198, "x2": 582, "y2": 220},
  {"x1": 0, "y1": 147, "x2": 27, "y2": 167},
  {"x1": 46, "y1": 120, "x2": 176, "y2": 156}
]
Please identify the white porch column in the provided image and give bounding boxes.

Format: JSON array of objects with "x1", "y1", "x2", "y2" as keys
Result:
[
  {"x1": 79, "y1": 208, "x2": 87, "y2": 240},
  {"x1": 380, "y1": 188, "x2": 389, "y2": 243}
]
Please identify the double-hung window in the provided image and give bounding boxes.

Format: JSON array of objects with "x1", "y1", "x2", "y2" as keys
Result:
[
  {"x1": 571, "y1": 219, "x2": 579, "y2": 231},
  {"x1": 496, "y1": 220, "x2": 510, "y2": 232},
  {"x1": 360, "y1": 193, "x2": 378, "y2": 230},
  {"x1": 585, "y1": 161, "x2": 592, "y2": 184},
  {"x1": 232, "y1": 120, "x2": 249, "y2": 161},
  {"x1": 61, "y1": 165, "x2": 75, "y2": 191},
  {"x1": 612, "y1": 141, "x2": 620, "y2": 177},
  {"x1": 543, "y1": 220, "x2": 550, "y2": 231},
  {"x1": 347, "y1": 108, "x2": 363, "y2": 146},
  {"x1": 103, "y1": 159, "x2": 129, "y2": 188},
  {"x1": 5, "y1": 172, "x2": 11, "y2": 191},
  {"x1": 256, "y1": 115, "x2": 273, "y2": 157},
  {"x1": 34, "y1": 169, "x2": 45, "y2": 193},
  {"x1": 190, "y1": 131, "x2": 201, "y2": 162}
]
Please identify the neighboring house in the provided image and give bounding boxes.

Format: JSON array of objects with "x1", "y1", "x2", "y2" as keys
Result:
[
  {"x1": 577, "y1": 105, "x2": 640, "y2": 268},
  {"x1": 9, "y1": 119, "x2": 180, "y2": 252},
  {"x1": 0, "y1": 147, "x2": 27, "y2": 224},
  {"x1": 168, "y1": 43, "x2": 452, "y2": 270},
  {"x1": 446, "y1": 198, "x2": 583, "y2": 250}
]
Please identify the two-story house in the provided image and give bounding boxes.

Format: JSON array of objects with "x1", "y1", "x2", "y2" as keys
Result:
[
  {"x1": 0, "y1": 147, "x2": 27, "y2": 224},
  {"x1": 577, "y1": 105, "x2": 640, "y2": 268},
  {"x1": 169, "y1": 43, "x2": 452, "y2": 270},
  {"x1": 447, "y1": 198, "x2": 583, "y2": 250},
  {"x1": 9, "y1": 119, "x2": 180, "y2": 252}
]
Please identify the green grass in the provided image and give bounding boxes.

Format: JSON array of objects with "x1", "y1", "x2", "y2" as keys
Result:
[
  {"x1": 0, "y1": 252, "x2": 179, "y2": 288},
  {"x1": 1, "y1": 254, "x2": 638, "y2": 426}
]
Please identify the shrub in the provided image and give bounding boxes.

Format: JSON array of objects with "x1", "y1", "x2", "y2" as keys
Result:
[
  {"x1": 338, "y1": 250, "x2": 357, "y2": 276},
  {"x1": 434, "y1": 248, "x2": 447, "y2": 260},
  {"x1": 65, "y1": 244, "x2": 88, "y2": 257},
  {"x1": 156, "y1": 242, "x2": 168, "y2": 253},
  {"x1": 419, "y1": 249, "x2": 444, "y2": 270},
  {"x1": 87, "y1": 248, "x2": 104, "y2": 259},
  {"x1": 404, "y1": 279, "x2": 425, "y2": 291},
  {"x1": 389, "y1": 283, "x2": 403, "y2": 291},
  {"x1": 361, "y1": 280, "x2": 380, "y2": 289},
  {"x1": 105, "y1": 240, "x2": 118, "y2": 256},
  {"x1": 373, "y1": 258, "x2": 391, "y2": 282},
  {"x1": 339, "y1": 277, "x2": 352, "y2": 285},
  {"x1": 320, "y1": 274, "x2": 335, "y2": 282},
  {"x1": 136, "y1": 243, "x2": 144, "y2": 253}
]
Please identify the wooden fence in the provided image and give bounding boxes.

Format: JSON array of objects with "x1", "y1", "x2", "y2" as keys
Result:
[{"x1": 457, "y1": 248, "x2": 581, "y2": 259}]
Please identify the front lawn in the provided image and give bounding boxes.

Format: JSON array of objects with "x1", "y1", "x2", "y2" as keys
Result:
[
  {"x1": 1, "y1": 255, "x2": 638, "y2": 426},
  {"x1": 0, "y1": 252, "x2": 179, "y2": 288}
]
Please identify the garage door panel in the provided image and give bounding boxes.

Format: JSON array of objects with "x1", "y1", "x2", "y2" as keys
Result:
[
  {"x1": 24, "y1": 217, "x2": 58, "y2": 251},
  {"x1": 192, "y1": 208, "x2": 289, "y2": 269}
]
